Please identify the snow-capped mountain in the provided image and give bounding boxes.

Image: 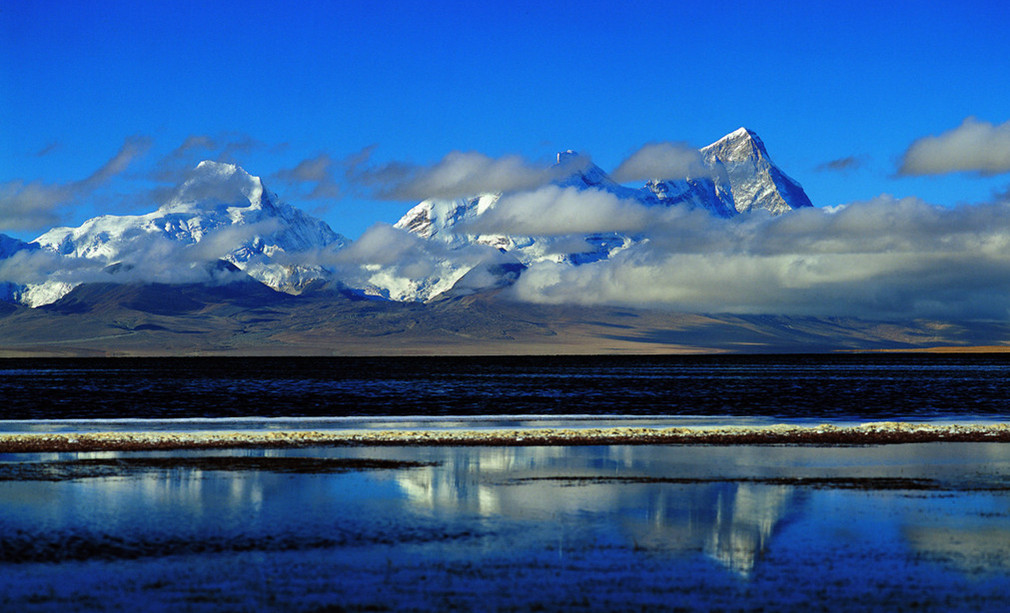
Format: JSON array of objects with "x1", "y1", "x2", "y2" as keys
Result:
[
  {"x1": 700, "y1": 127, "x2": 813, "y2": 215},
  {"x1": 643, "y1": 176, "x2": 737, "y2": 218},
  {"x1": 385, "y1": 153, "x2": 640, "y2": 301},
  {"x1": 399, "y1": 129, "x2": 810, "y2": 243},
  {"x1": 390, "y1": 128, "x2": 812, "y2": 301},
  {"x1": 3, "y1": 129, "x2": 812, "y2": 308},
  {"x1": 23, "y1": 161, "x2": 347, "y2": 306},
  {"x1": 395, "y1": 152, "x2": 643, "y2": 257}
]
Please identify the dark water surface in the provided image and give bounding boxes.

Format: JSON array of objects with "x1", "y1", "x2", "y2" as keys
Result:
[{"x1": 3, "y1": 354, "x2": 1010, "y2": 422}]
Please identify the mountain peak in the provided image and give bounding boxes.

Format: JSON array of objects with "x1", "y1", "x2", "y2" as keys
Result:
[
  {"x1": 727, "y1": 127, "x2": 757, "y2": 140},
  {"x1": 170, "y1": 160, "x2": 267, "y2": 211},
  {"x1": 23, "y1": 159, "x2": 347, "y2": 307},
  {"x1": 701, "y1": 128, "x2": 811, "y2": 214},
  {"x1": 556, "y1": 150, "x2": 581, "y2": 165},
  {"x1": 552, "y1": 151, "x2": 636, "y2": 195},
  {"x1": 705, "y1": 127, "x2": 769, "y2": 160},
  {"x1": 194, "y1": 159, "x2": 242, "y2": 173},
  {"x1": 716, "y1": 127, "x2": 760, "y2": 143},
  {"x1": 190, "y1": 160, "x2": 261, "y2": 189}
]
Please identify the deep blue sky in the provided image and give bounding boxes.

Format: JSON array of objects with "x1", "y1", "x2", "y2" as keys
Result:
[{"x1": 3, "y1": 0, "x2": 1010, "y2": 240}]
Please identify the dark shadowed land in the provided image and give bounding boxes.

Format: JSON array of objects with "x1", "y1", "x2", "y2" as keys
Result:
[{"x1": 2, "y1": 282, "x2": 1008, "y2": 356}]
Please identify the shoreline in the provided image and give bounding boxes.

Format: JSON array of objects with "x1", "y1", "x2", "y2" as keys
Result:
[{"x1": 3, "y1": 422, "x2": 1010, "y2": 452}]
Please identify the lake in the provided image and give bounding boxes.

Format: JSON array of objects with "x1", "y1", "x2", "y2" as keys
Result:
[
  {"x1": 3, "y1": 354, "x2": 1010, "y2": 422},
  {"x1": 3, "y1": 443, "x2": 1010, "y2": 610},
  {"x1": 3, "y1": 354, "x2": 1010, "y2": 610}
]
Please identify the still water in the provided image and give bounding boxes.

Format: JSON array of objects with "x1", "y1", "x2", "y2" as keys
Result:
[
  {"x1": 3, "y1": 354, "x2": 1010, "y2": 421},
  {"x1": 3, "y1": 444, "x2": 1010, "y2": 611},
  {"x1": 5, "y1": 355, "x2": 1010, "y2": 610}
]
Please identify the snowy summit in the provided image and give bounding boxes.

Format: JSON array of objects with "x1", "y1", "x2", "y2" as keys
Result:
[
  {"x1": 21, "y1": 162, "x2": 348, "y2": 306},
  {"x1": 2, "y1": 129, "x2": 814, "y2": 308}
]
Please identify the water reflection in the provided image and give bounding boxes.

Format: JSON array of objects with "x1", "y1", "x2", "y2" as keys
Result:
[
  {"x1": 628, "y1": 482, "x2": 794, "y2": 577},
  {"x1": 392, "y1": 446, "x2": 576, "y2": 516},
  {"x1": 388, "y1": 443, "x2": 1010, "y2": 580},
  {"x1": 389, "y1": 446, "x2": 798, "y2": 576},
  {"x1": 3, "y1": 443, "x2": 1010, "y2": 590}
]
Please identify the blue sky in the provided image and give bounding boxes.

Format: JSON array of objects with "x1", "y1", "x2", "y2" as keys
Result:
[{"x1": 3, "y1": 0, "x2": 1010, "y2": 242}]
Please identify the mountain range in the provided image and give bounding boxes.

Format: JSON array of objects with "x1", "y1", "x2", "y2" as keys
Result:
[{"x1": 1, "y1": 128, "x2": 1000, "y2": 355}]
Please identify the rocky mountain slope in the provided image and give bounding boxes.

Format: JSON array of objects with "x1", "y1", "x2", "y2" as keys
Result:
[{"x1": 700, "y1": 127, "x2": 814, "y2": 215}]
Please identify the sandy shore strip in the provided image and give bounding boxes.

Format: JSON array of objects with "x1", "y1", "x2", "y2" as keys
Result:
[{"x1": 2, "y1": 422, "x2": 1010, "y2": 452}]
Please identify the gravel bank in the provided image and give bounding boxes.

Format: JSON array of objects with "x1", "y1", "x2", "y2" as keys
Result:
[{"x1": 2, "y1": 422, "x2": 1010, "y2": 452}]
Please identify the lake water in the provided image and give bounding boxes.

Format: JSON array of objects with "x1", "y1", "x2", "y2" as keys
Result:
[
  {"x1": 3, "y1": 443, "x2": 1010, "y2": 611},
  {"x1": 4, "y1": 355, "x2": 1010, "y2": 610},
  {"x1": 3, "y1": 354, "x2": 1010, "y2": 423}
]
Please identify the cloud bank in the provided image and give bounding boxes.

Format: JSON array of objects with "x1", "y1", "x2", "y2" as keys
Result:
[
  {"x1": 506, "y1": 193, "x2": 1010, "y2": 320},
  {"x1": 347, "y1": 149, "x2": 592, "y2": 201},
  {"x1": 461, "y1": 186, "x2": 681, "y2": 236},
  {"x1": 611, "y1": 142, "x2": 710, "y2": 183},
  {"x1": 899, "y1": 117, "x2": 1010, "y2": 176},
  {"x1": 329, "y1": 223, "x2": 500, "y2": 301}
]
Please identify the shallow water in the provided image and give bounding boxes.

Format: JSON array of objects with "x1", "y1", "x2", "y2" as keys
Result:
[{"x1": 4, "y1": 443, "x2": 1010, "y2": 611}]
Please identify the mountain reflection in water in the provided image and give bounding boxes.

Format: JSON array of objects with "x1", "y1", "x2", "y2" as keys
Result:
[
  {"x1": 3, "y1": 443, "x2": 1010, "y2": 610},
  {"x1": 390, "y1": 446, "x2": 797, "y2": 577}
]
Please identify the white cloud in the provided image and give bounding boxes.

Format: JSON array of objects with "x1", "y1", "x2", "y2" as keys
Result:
[
  {"x1": 899, "y1": 117, "x2": 1010, "y2": 176},
  {"x1": 329, "y1": 223, "x2": 500, "y2": 301},
  {"x1": 85, "y1": 136, "x2": 152, "y2": 185},
  {"x1": 0, "y1": 181, "x2": 67, "y2": 232},
  {"x1": 461, "y1": 185, "x2": 674, "y2": 236},
  {"x1": 348, "y1": 149, "x2": 590, "y2": 201},
  {"x1": 0, "y1": 219, "x2": 294, "y2": 294},
  {"x1": 0, "y1": 249, "x2": 105, "y2": 286},
  {"x1": 508, "y1": 195, "x2": 1010, "y2": 320},
  {"x1": 611, "y1": 142, "x2": 710, "y2": 183}
]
